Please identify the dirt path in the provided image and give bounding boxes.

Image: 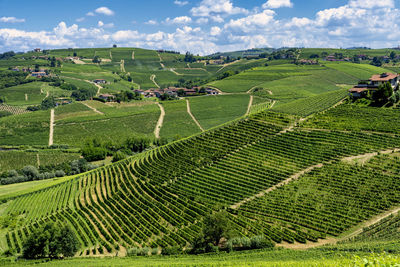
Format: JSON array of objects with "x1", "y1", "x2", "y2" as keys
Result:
[
  {"x1": 342, "y1": 148, "x2": 400, "y2": 164},
  {"x1": 157, "y1": 53, "x2": 166, "y2": 69},
  {"x1": 73, "y1": 59, "x2": 86, "y2": 65},
  {"x1": 36, "y1": 154, "x2": 40, "y2": 167},
  {"x1": 154, "y1": 103, "x2": 165, "y2": 139},
  {"x1": 46, "y1": 91, "x2": 49, "y2": 98},
  {"x1": 150, "y1": 74, "x2": 160, "y2": 88},
  {"x1": 25, "y1": 94, "x2": 28, "y2": 101},
  {"x1": 270, "y1": 100, "x2": 276, "y2": 108},
  {"x1": 48, "y1": 109, "x2": 54, "y2": 146},
  {"x1": 132, "y1": 51, "x2": 135, "y2": 60},
  {"x1": 231, "y1": 163, "x2": 324, "y2": 210},
  {"x1": 217, "y1": 59, "x2": 242, "y2": 73},
  {"x1": 245, "y1": 95, "x2": 254, "y2": 116},
  {"x1": 109, "y1": 51, "x2": 112, "y2": 60},
  {"x1": 82, "y1": 102, "x2": 104, "y2": 115},
  {"x1": 169, "y1": 68, "x2": 182, "y2": 76},
  {"x1": 186, "y1": 99, "x2": 204, "y2": 132}
]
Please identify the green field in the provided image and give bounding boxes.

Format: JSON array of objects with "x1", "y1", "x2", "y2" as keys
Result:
[
  {"x1": 0, "y1": 150, "x2": 80, "y2": 172},
  {"x1": 188, "y1": 94, "x2": 250, "y2": 129},
  {"x1": 159, "y1": 100, "x2": 201, "y2": 140},
  {"x1": 3, "y1": 248, "x2": 398, "y2": 266},
  {"x1": 0, "y1": 110, "x2": 50, "y2": 146}
]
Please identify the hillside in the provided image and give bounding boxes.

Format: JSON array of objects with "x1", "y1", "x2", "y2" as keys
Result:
[
  {"x1": 1, "y1": 103, "x2": 400, "y2": 257},
  {"x1": 1, "y1": 47, "x2": 400, "y2": 265}
]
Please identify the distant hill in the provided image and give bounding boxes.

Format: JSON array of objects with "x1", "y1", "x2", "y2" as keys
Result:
[{"x1": 208, "y1": 48, "x2": 276, "y2": 58}]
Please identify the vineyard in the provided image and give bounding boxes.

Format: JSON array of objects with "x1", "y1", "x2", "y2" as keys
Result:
[
  {"x1": 0, "y1": 104, "x2": 29, "y2": 115},
  {"x1": 302, "y1": 104, "x2": 400, "y2": 133},
  {"x1": 1, "y1": 105, "x2": 400, "y2": 256},
  {"x1": 271, "y1": 89, "x2": 347, "y2": 117}
]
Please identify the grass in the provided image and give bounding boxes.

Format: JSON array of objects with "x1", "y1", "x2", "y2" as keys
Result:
[
  {"x1": 0, "y1": 150, "x2": 80, "y2": 172},
  {"x1": 160, "y1": 100, "x2": 201, "y2": 140},
  {"x1": 1, "y1": 82, "x2": 46, "y2": 106},
  {"x1": 54, "y1": 110, "x2": 159, "y2": 146},
  {"x1": 188, "y1": 94, "x2": 249, "y2": 129},
  {"x1": 0, "y1": 110, "x2": 50, "y2": 146}
]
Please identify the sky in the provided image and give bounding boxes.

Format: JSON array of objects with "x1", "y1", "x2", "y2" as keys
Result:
[{"x1": 0, "y1": 0, "x2": 399, "y2": 55}]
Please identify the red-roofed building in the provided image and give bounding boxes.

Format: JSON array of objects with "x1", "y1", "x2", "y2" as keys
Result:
[{"x1": 349, "y1": 73, "x2": 399, "y2": 98}]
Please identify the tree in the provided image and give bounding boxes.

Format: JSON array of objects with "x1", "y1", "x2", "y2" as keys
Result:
[
  {"x1": 390, "y1": 51, "x2": 396, "y2": 60},
  {"x1": 202, "y1": 210, "x2": 233, "y2": 245},
  {"x1": 22, "y1": 222, "x2": 79, "y2": 259},
  {"x1": 21, "y1": 166, "x2": 40, "y2": 180},
  {"x1": 373, "y1": 82, "x2": 393, "y2": 103},
  {"x1": 191, "y1": 210, "x2": 233, "y2": 254},
  {"x1": 92, "y1": 56, "x2": 102, "y2": 64},
  {"x1": 184, "y1": 52, "x2": 196, "y2": 63},
  {"x1": 73, "y1": 52, "x2": 77, "y2": 57},
  {"x1": 80, "y1": 145, "x2": 107, "y2": 161},
  {"x1": 40, "y1": 96, "x2": 56, "y2": 110},
  {"x1": 113, "y1": 44, "x2": 117, "y2": 48},
  {"x1": 371, "y1": 56, "x2": 382, "y2": 67}
]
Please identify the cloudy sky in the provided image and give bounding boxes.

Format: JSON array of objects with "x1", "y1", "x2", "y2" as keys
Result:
[{"x1": 0, "y1": 0, "x2": 399, "y2": 55}]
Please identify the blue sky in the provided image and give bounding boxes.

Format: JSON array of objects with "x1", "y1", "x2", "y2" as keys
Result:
[{"x1": 0, "y1": 0, "x2": 399, "y2": 54}]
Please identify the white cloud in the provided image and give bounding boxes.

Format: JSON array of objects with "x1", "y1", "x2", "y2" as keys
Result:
[
  {"x1": 0, "y1": 17, "x2": 25, "y2": 23},
  {"x1": 76, "y1": 17, "x2": 85, "y2": 22},
  {"x1": 2, "y1": 0, "x2": 400, "y2": 56},
  {"x1": 98, "y1": 21, "x2": 114, "y2": 28},
  {"x1": 174, "y1": 0, "x2": 189, "y2": 6},
  {"x1": 210, "y1": 26, "x2": 222, "y2": 36},
  {"x1": 262, "y1": 0, "x2": 293, "y2": 9},
  {"x1": 349, "y1": 0, "x2": 394, "y2": 8},
  {"x1": 191, "y1": 0, "x2": 248, "y2": 17},
  {"x1": 225, "y1": 10, "x2": 276, "y2": 32},
  {"x1": 165, "y1": 16, "x2": 192, "y2": 24},
  {"x1": 145, "y1": 20, "x2": 158, "y2": 25},
  {"x1": 211, "y1": 15, "x2": 225, "y2": 23},
  {"x1": 86, "y1": 12, "x2": 95, "y2": 17},
  {"x1": 95, "y1": 7, "x2": 115, "y2": 16},
  {"x1": 196, "y1": 18, "x2": 209, "y2": 24}
]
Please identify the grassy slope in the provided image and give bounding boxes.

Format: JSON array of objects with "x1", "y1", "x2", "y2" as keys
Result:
[
  {"x1": 54, "y1": 101, "x2": 160, "y2": 146},
  {"x1": 0, "y1": 110, "x2": 50, "y2": 146},
  {"x1": 0, "y1": 150, "x2": 80, "y2": 172},
  {"x1": 159, "y1": 100, "x2": 201, "y2": 140},
  {"x1": 188, "y1": 94, "x2": 250, "y2": 129}
]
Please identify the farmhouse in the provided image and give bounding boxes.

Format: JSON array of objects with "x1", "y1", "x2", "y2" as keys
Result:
[
  {"x1": 34, "y1": 48, "x2": 41, "y2": 52},
  {"x1": 206, "y1": 88, "x2": 219, "y2": 95},
  {"x1": 349, "y1": 72, "x2": 400, "y2": 97},
  {"x1": 93, "y1": 79, "x2": 107, "y2": 84},
  {"x1": 98, "y1": 94, "x2": 115, "y2": 101}
]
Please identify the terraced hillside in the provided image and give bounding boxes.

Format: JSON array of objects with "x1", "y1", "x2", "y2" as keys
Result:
[{"x1": 1, "y1": 104, "x2": 400, "y2": 256}]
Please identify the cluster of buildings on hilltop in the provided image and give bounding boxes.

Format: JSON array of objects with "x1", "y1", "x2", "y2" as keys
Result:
[
  {"x1": 135, "y1": 87, "x2": 219, "y2": 99},
  {"x1": 349, "y1": 73, "x2": 400, "y2": 98}
]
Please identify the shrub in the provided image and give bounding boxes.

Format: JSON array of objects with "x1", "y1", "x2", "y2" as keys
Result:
[{"x1": 21, "y1": 166, "x2": 40, "y2": 180}]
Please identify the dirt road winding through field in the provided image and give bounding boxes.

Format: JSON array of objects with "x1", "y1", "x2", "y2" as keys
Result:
[
  {"x1": 154, "y1": 103, "x2": 165, "y2": 139},
  {"x1": 245, "y1": 95, "x2": 254, "y2": 116},
  {"x1": 82, "y1": 102, "x2": 104, "y2": 115},
  {"x1": 186, "y1": 99, "x2": 204, "y2": 132},
  {"x1": 48, "y1": 109, "x2": 54, "y2": 146},
  {"x1": 150, "y1": 74, "x2": 160, "y2": 88}
]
